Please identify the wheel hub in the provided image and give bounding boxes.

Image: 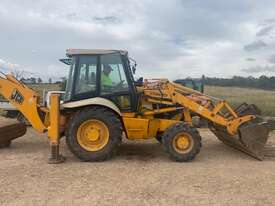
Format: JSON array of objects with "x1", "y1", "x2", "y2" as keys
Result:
[
  {"x1": 77, "y1": 119, "x2": 109, "y2": 152},
  {"x1": 87, "y1": 127, "x2": 100, "y2": 141},
  {"x1": 176, "y1": 135, "x2": 190, "y2": 150},
  {"x1": 172, "y1": 132, "x2": 193, "y2": 153}
]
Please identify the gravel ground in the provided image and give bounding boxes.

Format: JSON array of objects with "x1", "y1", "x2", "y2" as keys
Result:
[{"x1": 0, "y1": 127, "x2": 275, "y2": 206}]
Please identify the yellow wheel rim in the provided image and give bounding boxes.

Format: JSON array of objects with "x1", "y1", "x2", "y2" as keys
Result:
[
  {"x1": 77, "y1": 119, "x2": 109, "y2": 152},
  {"x1": 172, "y1": 132, "x2": 193, "y2": 154}
]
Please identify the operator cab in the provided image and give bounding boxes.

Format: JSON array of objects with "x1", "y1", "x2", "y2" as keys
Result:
[{"x1": 61, "y1": 49, "x2": 138, "y2": 112}]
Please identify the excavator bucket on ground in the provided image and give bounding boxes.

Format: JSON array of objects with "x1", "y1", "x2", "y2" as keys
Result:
[
  {"x1": 210, "y1": 104, "x2": 275, "y2": 160},
  {"x1": 0, "y1": 118, "x2": 26, "y2": 148}
]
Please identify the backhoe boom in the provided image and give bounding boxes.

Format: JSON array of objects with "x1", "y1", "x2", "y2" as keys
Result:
[
  {"x1": 0, "y1": 73, "x2": 63, "y2": 163},
  {"x1": 0, "y1": 74, "x2": 46, "y2": 132}
]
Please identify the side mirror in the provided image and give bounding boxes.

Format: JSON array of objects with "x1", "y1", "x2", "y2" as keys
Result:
[
  {"x1": 132, "y1": 66, "x2": 136, "y2": 74},
  {"x1": 135, "y1": 77, "x2": 143, "y2": 86}
]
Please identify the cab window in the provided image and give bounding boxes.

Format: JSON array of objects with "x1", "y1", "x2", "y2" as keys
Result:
[
  {"x1": 100, "y1": 53, "x2": 131, "y2": 110},
  {"x1": 100, "y1": 53, "x2": 129, "y2": 95},
  {"x1": 75, "y1": 56, "x2": 97, "y2": 95}
]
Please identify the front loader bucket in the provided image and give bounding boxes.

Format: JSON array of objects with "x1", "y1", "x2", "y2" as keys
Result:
[{"x1": 210, "y1": 120, "x2": 275, "y2": 160}]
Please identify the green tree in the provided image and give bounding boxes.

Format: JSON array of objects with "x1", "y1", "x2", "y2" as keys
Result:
[{"x1": 37, "y1": 78, "x2": 43, "y2": 84}]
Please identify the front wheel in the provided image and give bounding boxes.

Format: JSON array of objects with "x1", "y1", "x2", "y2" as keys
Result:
[
  {"x1": 66, "y1": 107, "x2": 122, "y2": 161},
  {"x1": 163, "y1": 123, "x2": 201, "y2": 162}
]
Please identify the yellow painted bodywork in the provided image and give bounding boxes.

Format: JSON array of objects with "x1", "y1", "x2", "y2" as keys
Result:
[
  {"x1": 141, "y1": 79, "x2": 256, "y2": 135},
  {"x1": 0, "y1": 75, "x2": 46, "y2": 132},
  {"x1": 47, "y1": 94, "x2": 60, "y2": 144},
  {"x1": 77, "y1": 119, "x2": 109, "y2": 151},
  {"x1": 0, "y1": 75, "x2": 61, "y2": 145},
  {"x1": 122, "y1": 116, "x2": 179, "y2": 139},
  {"x1": 0, "y1": 73, "x2": 256, "y2": 143}
]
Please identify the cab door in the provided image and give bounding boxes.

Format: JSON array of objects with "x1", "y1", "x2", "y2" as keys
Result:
[
  {"x1": 99, "y1": 53, "x2": 135, "y2": 112},
  {"x1": 72, "y1": 55, "x2": 99, "y2": 100}
]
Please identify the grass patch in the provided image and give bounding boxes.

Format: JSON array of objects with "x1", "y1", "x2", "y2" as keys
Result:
[{"x1": 205, "y1": 85, "x2": 275, "y2": 116}]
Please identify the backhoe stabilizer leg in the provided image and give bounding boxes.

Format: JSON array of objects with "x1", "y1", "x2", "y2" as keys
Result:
[
  {"x1": 48, "y1": 143, "x2": 65, "y2": 164},
  {"x1": 47, "y1": 94, "x2": 65, "y2": 164}
]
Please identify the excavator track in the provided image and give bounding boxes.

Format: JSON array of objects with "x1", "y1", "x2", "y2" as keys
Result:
[{"x1": 0, "y1": 117, "x2": 26, "y2": 148}]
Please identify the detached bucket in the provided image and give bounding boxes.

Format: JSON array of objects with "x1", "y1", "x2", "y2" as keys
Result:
[
  {"x1": 0, "y1": 118, "x2": 26, "y2": 148},
  {"x1": 211, "y1": 119, "x2": 275, "y2": 160}
]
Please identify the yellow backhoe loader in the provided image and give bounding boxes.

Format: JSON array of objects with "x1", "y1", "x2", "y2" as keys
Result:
[{"x1": 0, "y1": 49, "x2": 274, "y2": 163}]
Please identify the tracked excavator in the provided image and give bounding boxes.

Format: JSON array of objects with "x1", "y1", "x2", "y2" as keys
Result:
[{"x1": 0, "y1": 49, "x2": 274, "y2": 163}]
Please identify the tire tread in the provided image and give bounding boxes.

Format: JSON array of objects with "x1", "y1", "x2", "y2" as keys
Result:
[{"x1": 66, "y1": 106, "x2": 122, "y2": 161}]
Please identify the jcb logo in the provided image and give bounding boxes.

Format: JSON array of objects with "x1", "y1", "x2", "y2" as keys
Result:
[{"x1": 10, "y1": 89, "x2": 24, "y2": 104}]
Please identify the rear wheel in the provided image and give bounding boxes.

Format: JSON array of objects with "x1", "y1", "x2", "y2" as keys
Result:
[
  {"x1": 66, "y1": 107, "x2": 122, "y2": 161},
  {"x1": 163, "y1": 123, "x2": 201, "y2": 162}
]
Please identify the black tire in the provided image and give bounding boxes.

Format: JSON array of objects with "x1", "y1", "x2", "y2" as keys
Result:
[
  {"x1": 0, "y1": 141, "x2": 11, "y2": 148},
  {"x1": 163, "y1": 123, "x2": 201, "y2": 162},
  {"x1": 66, "y1": 107, "x2": 122, "y2": 161},
  {"x1": 155, "y1": 133, "x2": 163, "y2": 143}
]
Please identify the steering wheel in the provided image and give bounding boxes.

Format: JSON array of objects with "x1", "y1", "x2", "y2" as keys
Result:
[
  {"x1": 111, "y1": 80, "x2": 125, "y2": 90},
  {"x1": 102, "y1": 80, "x2": 126, "y2": 93}
]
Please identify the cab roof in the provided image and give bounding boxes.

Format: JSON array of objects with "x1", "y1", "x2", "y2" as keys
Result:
[{"x1": 66, "y1": 49, "x2": 128, "y2": 56}]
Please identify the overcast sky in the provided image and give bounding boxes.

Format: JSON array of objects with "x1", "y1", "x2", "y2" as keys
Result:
[{"x1": 1, "y1": 0, "x2": 275, "y2": 81}]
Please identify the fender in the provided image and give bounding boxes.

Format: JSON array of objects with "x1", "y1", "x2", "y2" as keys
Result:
[{"x1": 61, "y1": 97, "x2": 121, "y2": 116}]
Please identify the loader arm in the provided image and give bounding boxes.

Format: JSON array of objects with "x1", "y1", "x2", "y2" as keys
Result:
[
  {"x1": 142, "y1": 79, "x2": 275, "y2": 160},
  {"x1": 143, "y1": 79, "x2": 254, "y2": 135}
]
